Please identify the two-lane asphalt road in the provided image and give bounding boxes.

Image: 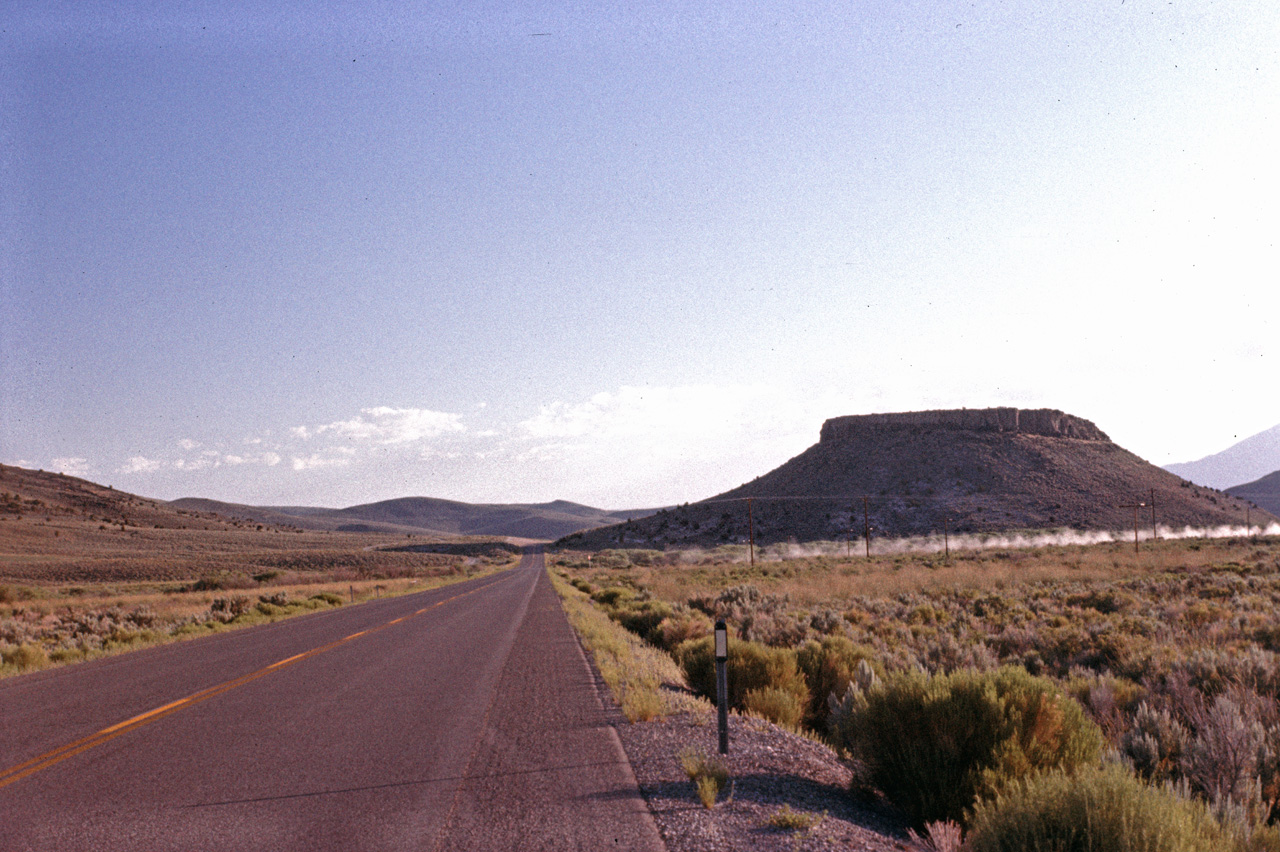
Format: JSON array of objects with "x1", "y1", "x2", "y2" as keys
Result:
[{"x1": 0, "y1": 551, "x2": 664, "y2": 851}]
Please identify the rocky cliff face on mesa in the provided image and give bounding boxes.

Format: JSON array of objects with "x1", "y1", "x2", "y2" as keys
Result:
[{"x1": 819, "y1": 408, "x2": 1110, "y2": 444}]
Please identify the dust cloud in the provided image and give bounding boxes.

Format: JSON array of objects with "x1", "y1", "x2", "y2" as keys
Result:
[{"x1": 672, "y1": 523, "x2": 1280, "y2": 562}]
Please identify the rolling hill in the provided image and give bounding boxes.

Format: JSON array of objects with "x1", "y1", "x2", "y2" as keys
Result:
[
  {"x1": 561, "y1": 408, "x2": 1274, "y2": 549},
  {"x1": 1, "y1": 464, "x2": 247, "y2": 533},
  {"x1": 1226, "y1": 471, "x2": 1280, "y2": 518},
  {"x1": 0, "y1": 463, "x2": 654, "y2": 545},
  {"x1": 167, "y1": 495, "x2": 654, "y2": 540}
]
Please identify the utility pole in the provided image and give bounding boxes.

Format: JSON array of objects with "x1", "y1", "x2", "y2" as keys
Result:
[
  {"x1": 747, "y1": 497, "x2": 755, "y2": 568},
  {"x1": 846, "y1": 506, "x2": 852, "y2": 558},
  {"x1": 863, "y1": 496, "x2": 871, "y2": 559},
  {"x1": 1120, "y1": 502, "x2": 1145, "y2": 554}
]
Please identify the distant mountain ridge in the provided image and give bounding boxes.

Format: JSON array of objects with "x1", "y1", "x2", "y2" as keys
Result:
[
  {"x1": 562, "y1": 408, "x2": 1271, "y2": 549},
  {"x1": 1165, "y1": 423, "x2": 1280, "y2": 490},
  {"x1": 168, "y1": 495, "x2": 655, "y2": 540},
  {"x1": 1226, "y1": 471, "x2": 1280, "y2": 518}
]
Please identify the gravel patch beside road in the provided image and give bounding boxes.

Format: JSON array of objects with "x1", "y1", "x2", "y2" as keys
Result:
[{"x1": 615, "y1": 711, "x2": 911, "y2": 852}]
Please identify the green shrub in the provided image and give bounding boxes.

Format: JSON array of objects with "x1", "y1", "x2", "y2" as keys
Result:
[
  {"x1": 796, "y1": 636, "x2": 879, "y2": 729},
  {"x1": 766, "y1": 804, "x2": 822, "y2": 831},
  {"x1": 675, "y1": 635, "x2": 720, "y2": 700},
  {"x1": 309, "y1": 592, "x2": 344, "y2": 606},
  {"x1": 191, "y1": 573, "x2": 255, "y2": 592},
  {"x1": 104, "y1": 628, "x2": 148, "y2": 648},
  {"x1": 967, "y1": 764, "x2": 1227, "y2": 852},
  {"x1": 613, "y1": 599, "x2": 674, "y2": 643},
  {"x1": 675, "y1": 636, "x2": 809, "y2": 720},
  {"x1": 744, "y1": 686, "x2": 806, "y2": 728},
  {"x1": 50, "y1": 646, "x2": 86, "y2": 664},
  {"x1": 593, "y1": 550, "x2": 633, "y2": 569},
  {"x1": 1, "y1": 643, "x2": 50, "y2": 671},
  {"x1": 654, "y1": 610, "x2": 713, "y2": 651},
  {"x1": 830, "y1": 665, "x2": 1104, "y2": 828},
  {"x1": 592, "y1": 586, "x2": 635, "y2": 607}
]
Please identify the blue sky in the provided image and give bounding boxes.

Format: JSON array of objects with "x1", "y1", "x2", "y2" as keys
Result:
[{"x1": 2, "y1": 1, "x2": 1277, "y2": 508}]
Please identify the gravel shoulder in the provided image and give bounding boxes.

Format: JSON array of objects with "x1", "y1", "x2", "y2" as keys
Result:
[{"x1": 614, "y1": 708, "x2": 911, "y2": 852}]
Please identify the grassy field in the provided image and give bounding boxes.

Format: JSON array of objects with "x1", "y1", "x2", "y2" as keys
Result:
[
  {"x1": 550, "y1": 533, "x2": 1280, "y2": 832},
  {"x1": 0, "y1": 517, "x2": 520, "y2": 677}
]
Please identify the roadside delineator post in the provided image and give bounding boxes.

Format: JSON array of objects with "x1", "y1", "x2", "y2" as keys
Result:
[{"x1": 715, "y1": 620, "x2": 729, "y2": 755}]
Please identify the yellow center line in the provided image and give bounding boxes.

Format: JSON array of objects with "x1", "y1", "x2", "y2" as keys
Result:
[
  {"x1": 268, "y1": 653, "x2": 306, "y2": 669},
  {"x1": 99, "y1": 698, "x2": 190, "y2": 734},
  {"x1": 0, "y1": 572, "x2": 517, "y2": 791}
]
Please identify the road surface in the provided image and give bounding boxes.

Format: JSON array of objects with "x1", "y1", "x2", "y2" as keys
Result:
[{"x1": 0, "y1": 550, "x2": 664, "y2": 851}]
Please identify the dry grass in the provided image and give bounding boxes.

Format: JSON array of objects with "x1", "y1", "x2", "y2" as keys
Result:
[
  {"x1": 0, "y1": 567, "x2": 513, "y2": 678},
  {"x1": 564, "y1": 536, "x2": 1280, "y2": 606},
  {"x1": 549, "y1": 572, "x2": 703, "y2": 722},
  {"x1": 679, "y1": 747, "x2": 730, "y2": 809},
  {"x1": 0, "y1": 499, "x2": 521, "y2": 677},
  {"x1": 0, "y1": 520, "x2": 472, "y2": 583},
  {"x1": 766, "y1": 803, "x2": 824, "y2": 831}
]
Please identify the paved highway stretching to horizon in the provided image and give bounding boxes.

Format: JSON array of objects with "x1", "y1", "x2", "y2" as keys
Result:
[{"x1": 0, "y1": 551, "x2": 664, "y2": 851}]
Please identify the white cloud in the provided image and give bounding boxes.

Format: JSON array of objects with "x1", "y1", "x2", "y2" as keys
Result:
[
  {"x1": 222, "y1": 451, "x2": 281, "y2": 467},
  {"x1": 177, "y1": 438, "x2": 201, "y2": 451},
  {"x1": 302, "y1": 407, "x2": 465, "y2": 445},
  {"x1": 173, "y1": 455, "x2": 215, "y2": 471},
  {"x1": 291, "y1": 453, "x2": 353, "y2": 471},
  {"x1": 116, "y1": 447, "x2": 294, "y2": 478},
  {"x1": 50, "y1": 457, "x2": 91, "y2": 477},
  {"x1": 120, "y1": 456, "x2": 162, "y2": 474},
  {"x1": 96, "y1": 390, "x2": 868, "y2": 507}
]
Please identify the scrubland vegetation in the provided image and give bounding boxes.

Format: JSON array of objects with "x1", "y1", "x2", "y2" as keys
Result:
[
  {"x1": 1, "y1": 548, "x2": 516, "y2": 677},
  {"x1": 551, "y1": 572, "x2": 701, "y2": 722},
  {"x1": 552, "y1": 535, "x2": 1280, "y2": 848}
]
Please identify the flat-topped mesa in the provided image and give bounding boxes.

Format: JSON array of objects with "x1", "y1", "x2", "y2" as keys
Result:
[{"x1": 819, "y1": 408, "x2": 1111, "y2": 444}]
